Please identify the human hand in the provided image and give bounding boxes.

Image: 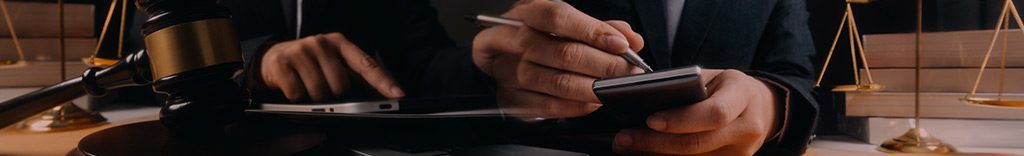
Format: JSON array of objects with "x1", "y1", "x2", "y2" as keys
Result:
[
  {"x1": 261, "y1": 33, "x2": 405, "y2": 102},
  {"x1": 613, "y1": 69, "x2": 780, "y2": 155},
  {"x1": 472, "y1": 0, "x2": 645, "y2": 118}
]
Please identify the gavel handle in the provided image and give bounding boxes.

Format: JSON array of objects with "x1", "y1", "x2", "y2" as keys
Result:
[
  {"x1": 0, "y1": 50, "x2": 150, "y2": 128},
  {"x1": 0, "y1": 77, "x2": 86, "y2": 128}
]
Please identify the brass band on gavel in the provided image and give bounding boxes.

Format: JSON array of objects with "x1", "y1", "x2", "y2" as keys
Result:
[{"x1": 135, "y1": 0, "x2": 248, "y2": 137}]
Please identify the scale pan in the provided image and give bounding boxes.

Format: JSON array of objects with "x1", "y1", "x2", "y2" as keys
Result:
[
  {"x1": 0, "y1": 60, "x2": 27, "y2": 69},
  {"x1": 831, "y1": 84, "x2": 884, "y2": 92},
  {"x1": 82, "y1": 57, "x2": 119, "y2": 67},
  {"x1": 960, "y1": 97, "x2": 1024, "y2": 108}
]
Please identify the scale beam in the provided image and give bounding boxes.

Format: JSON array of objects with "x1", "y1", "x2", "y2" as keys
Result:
[
  {"x1": 815, "y1": 2, "x2": 884, "y2": 92},
  {"x1": 961, "y1": 0, "x2": 1024, "y2": 108}
]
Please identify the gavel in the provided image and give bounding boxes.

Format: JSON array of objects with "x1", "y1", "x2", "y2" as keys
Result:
[{"x1": 0, "y1": 0, "x2": 247, "y2": 136}]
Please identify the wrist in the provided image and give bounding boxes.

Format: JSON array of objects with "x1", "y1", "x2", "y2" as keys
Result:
[{"x1": 753, "y1": 77, "x2": 791, "y2": 142}]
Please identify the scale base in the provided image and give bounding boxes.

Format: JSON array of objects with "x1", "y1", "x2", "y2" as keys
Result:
[
  {"x1": 961, "y1": 97, "x2": 1024, "y2": 108},
  {"x1": 878, "y1": 128, "x2": 956, "y2": 153},
  {"x1": 0, "y1": 60, "x2": 28, "y2": 69},
  {"x1": 16, "y1": 102, "x2": 107, "y2": 132},
  {"x1": 82, "y1": 57, "x2": 118, "y2": 67},
  {"x1": 830, "y1": 84, "x2": 884, "y2": 92}
]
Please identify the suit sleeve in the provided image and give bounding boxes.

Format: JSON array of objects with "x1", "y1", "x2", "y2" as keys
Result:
[
  {"x1": 744, "y1": 0, "x2": 819, "y2": 155},
  {"x1": 219, "y1": 0, "x2": 293, "y2": 103},
  {"x1": 350, "y1": 1, "x2": 494, "y2": 98}
]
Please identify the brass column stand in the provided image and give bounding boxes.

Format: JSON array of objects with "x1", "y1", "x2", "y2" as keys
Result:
[
  {"x1": 15, "y1": 0, "x2": 107, "y2": 132},
  {"x1": 878, "y1": 0, "x2": 955, "y2": 153}
]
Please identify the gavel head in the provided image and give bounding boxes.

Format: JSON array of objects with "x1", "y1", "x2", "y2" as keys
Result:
[{"x1": 136, "y1": 0, "x2": 249, "y2": 137}]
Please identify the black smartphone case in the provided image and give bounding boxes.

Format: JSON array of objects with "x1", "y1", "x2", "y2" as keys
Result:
[{"x1": 592, "y1": 66, "x2": 708, "y2": 127}]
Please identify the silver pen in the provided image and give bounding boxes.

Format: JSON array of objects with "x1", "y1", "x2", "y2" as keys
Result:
[{"x1": 467, "y1": 14, "x2": 656, "y2": 73}]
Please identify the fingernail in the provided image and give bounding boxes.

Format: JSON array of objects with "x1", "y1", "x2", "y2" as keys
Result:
[
  {"x1": 588, "y1": 103, "x2": 603, "y2": 110},
  {"x1": 631, "y1": 67, "x2": 644, "y2": 74},
  {"x1": 390, "y1": 86, "x2": 405, "y2": 97},
  {"x1": 603, "y1": 36, "x2": 629, "y2": 51},
  {"x1": 647, "y1": 114, "x2": 666, "y2": 130},
  {"x1": 614, "y1": 132, "x2": 633, "y2": 147}
]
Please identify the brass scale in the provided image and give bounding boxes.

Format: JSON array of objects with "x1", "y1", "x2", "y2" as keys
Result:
[
  {"x1": 814, "y1": 0, "x2": 1024, "y2": 153},
  {"x1": 0, "y1": 0, "x2": 128, "y2": 132},
  {"x1": 0, "y1": 0, "x2": 1020, "y2": 154}
]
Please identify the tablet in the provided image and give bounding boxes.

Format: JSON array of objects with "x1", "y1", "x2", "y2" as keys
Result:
[
  {"x1": 262, "y1": 100, "x2": 400, "y2": 113},
  {"x1": 257, "y1": 95, "x2": 498, "y2": 115}
]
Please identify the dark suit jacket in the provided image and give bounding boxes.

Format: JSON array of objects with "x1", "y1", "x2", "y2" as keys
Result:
[
  {"x1": 221, "y1": 0, "x2": 493, "y2": 102},
  {"x1": 223, "y1": 0, "x2": 816, "y2": 155},
  {"x1": 566, "y1": 0, "x2": 819, "y2": 155}
]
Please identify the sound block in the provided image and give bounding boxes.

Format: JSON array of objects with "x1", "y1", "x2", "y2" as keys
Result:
[{"x1": 70, "y1": 121, "x2": 325, "y2": 156}]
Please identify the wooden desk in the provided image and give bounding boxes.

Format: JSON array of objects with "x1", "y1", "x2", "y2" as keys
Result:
[
  {"x1": 806, "y1": 136, "x2": 1024, "y2": 156},
  {"x1": 1, "y1": 88, "x2": 1022, "y2": 156},
  {"x1": 0, "y1": 106, "x2": 159, "y2": 156}
]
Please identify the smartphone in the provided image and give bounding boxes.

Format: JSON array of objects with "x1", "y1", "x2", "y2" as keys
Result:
[{"x1": 592, "y1": 65, "x2": 708, "y2": 127}]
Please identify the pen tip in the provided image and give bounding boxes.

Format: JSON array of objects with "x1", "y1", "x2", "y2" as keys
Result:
[{"x1": 639, "y1": 64, "x2": 655, "y2": 73}]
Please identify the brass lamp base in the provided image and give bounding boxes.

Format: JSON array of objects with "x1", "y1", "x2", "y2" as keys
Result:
[
  {"x1": 831, "y1": 84, "x2": 884, "y2": 92},
  {"x1": 878, "y1": 128, "x2": 956, "y2": 153},
  {"x1": 961, "y1": 97, "x2": 1024, "y2": 108},
  {"x1": 17, "y1": 102, "x2": 107, "y2": 132}
]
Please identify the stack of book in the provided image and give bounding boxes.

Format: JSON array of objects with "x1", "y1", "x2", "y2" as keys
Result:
[
  {"x1": 0, "y1": 1, "x2": 95, "y2": 87},
  {"x1": 840, "y1": 29, "x2": 1024, "y2": 148}
]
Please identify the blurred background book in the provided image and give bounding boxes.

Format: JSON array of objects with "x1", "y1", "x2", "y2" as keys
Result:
[
  {"x1": 0, "y1": 1, "x2": 93, "y2": 87},
  {"x1": 840, "y1": 29, "x2": 1024, "y2": 148}
]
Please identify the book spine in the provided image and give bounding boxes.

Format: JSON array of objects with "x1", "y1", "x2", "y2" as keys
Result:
[
  {"x1": 858, "y1": 68, "x2": 1024, "y2": 93},
  {"x1": 863, "y1": 29, "x2": 1024, "y2": 68},
  {"x1": 0, "y1": 61, "x2": 89, "y2": 87},
  {"x1": 0, "y1": 38, "x2": 96, "y2": 61},
  {"x1": 0, "y1": 1, "x2": 93, "y2": 37},
  {"x1": 845, "y1": 92, "x2": 1024, "y2": 120}
]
